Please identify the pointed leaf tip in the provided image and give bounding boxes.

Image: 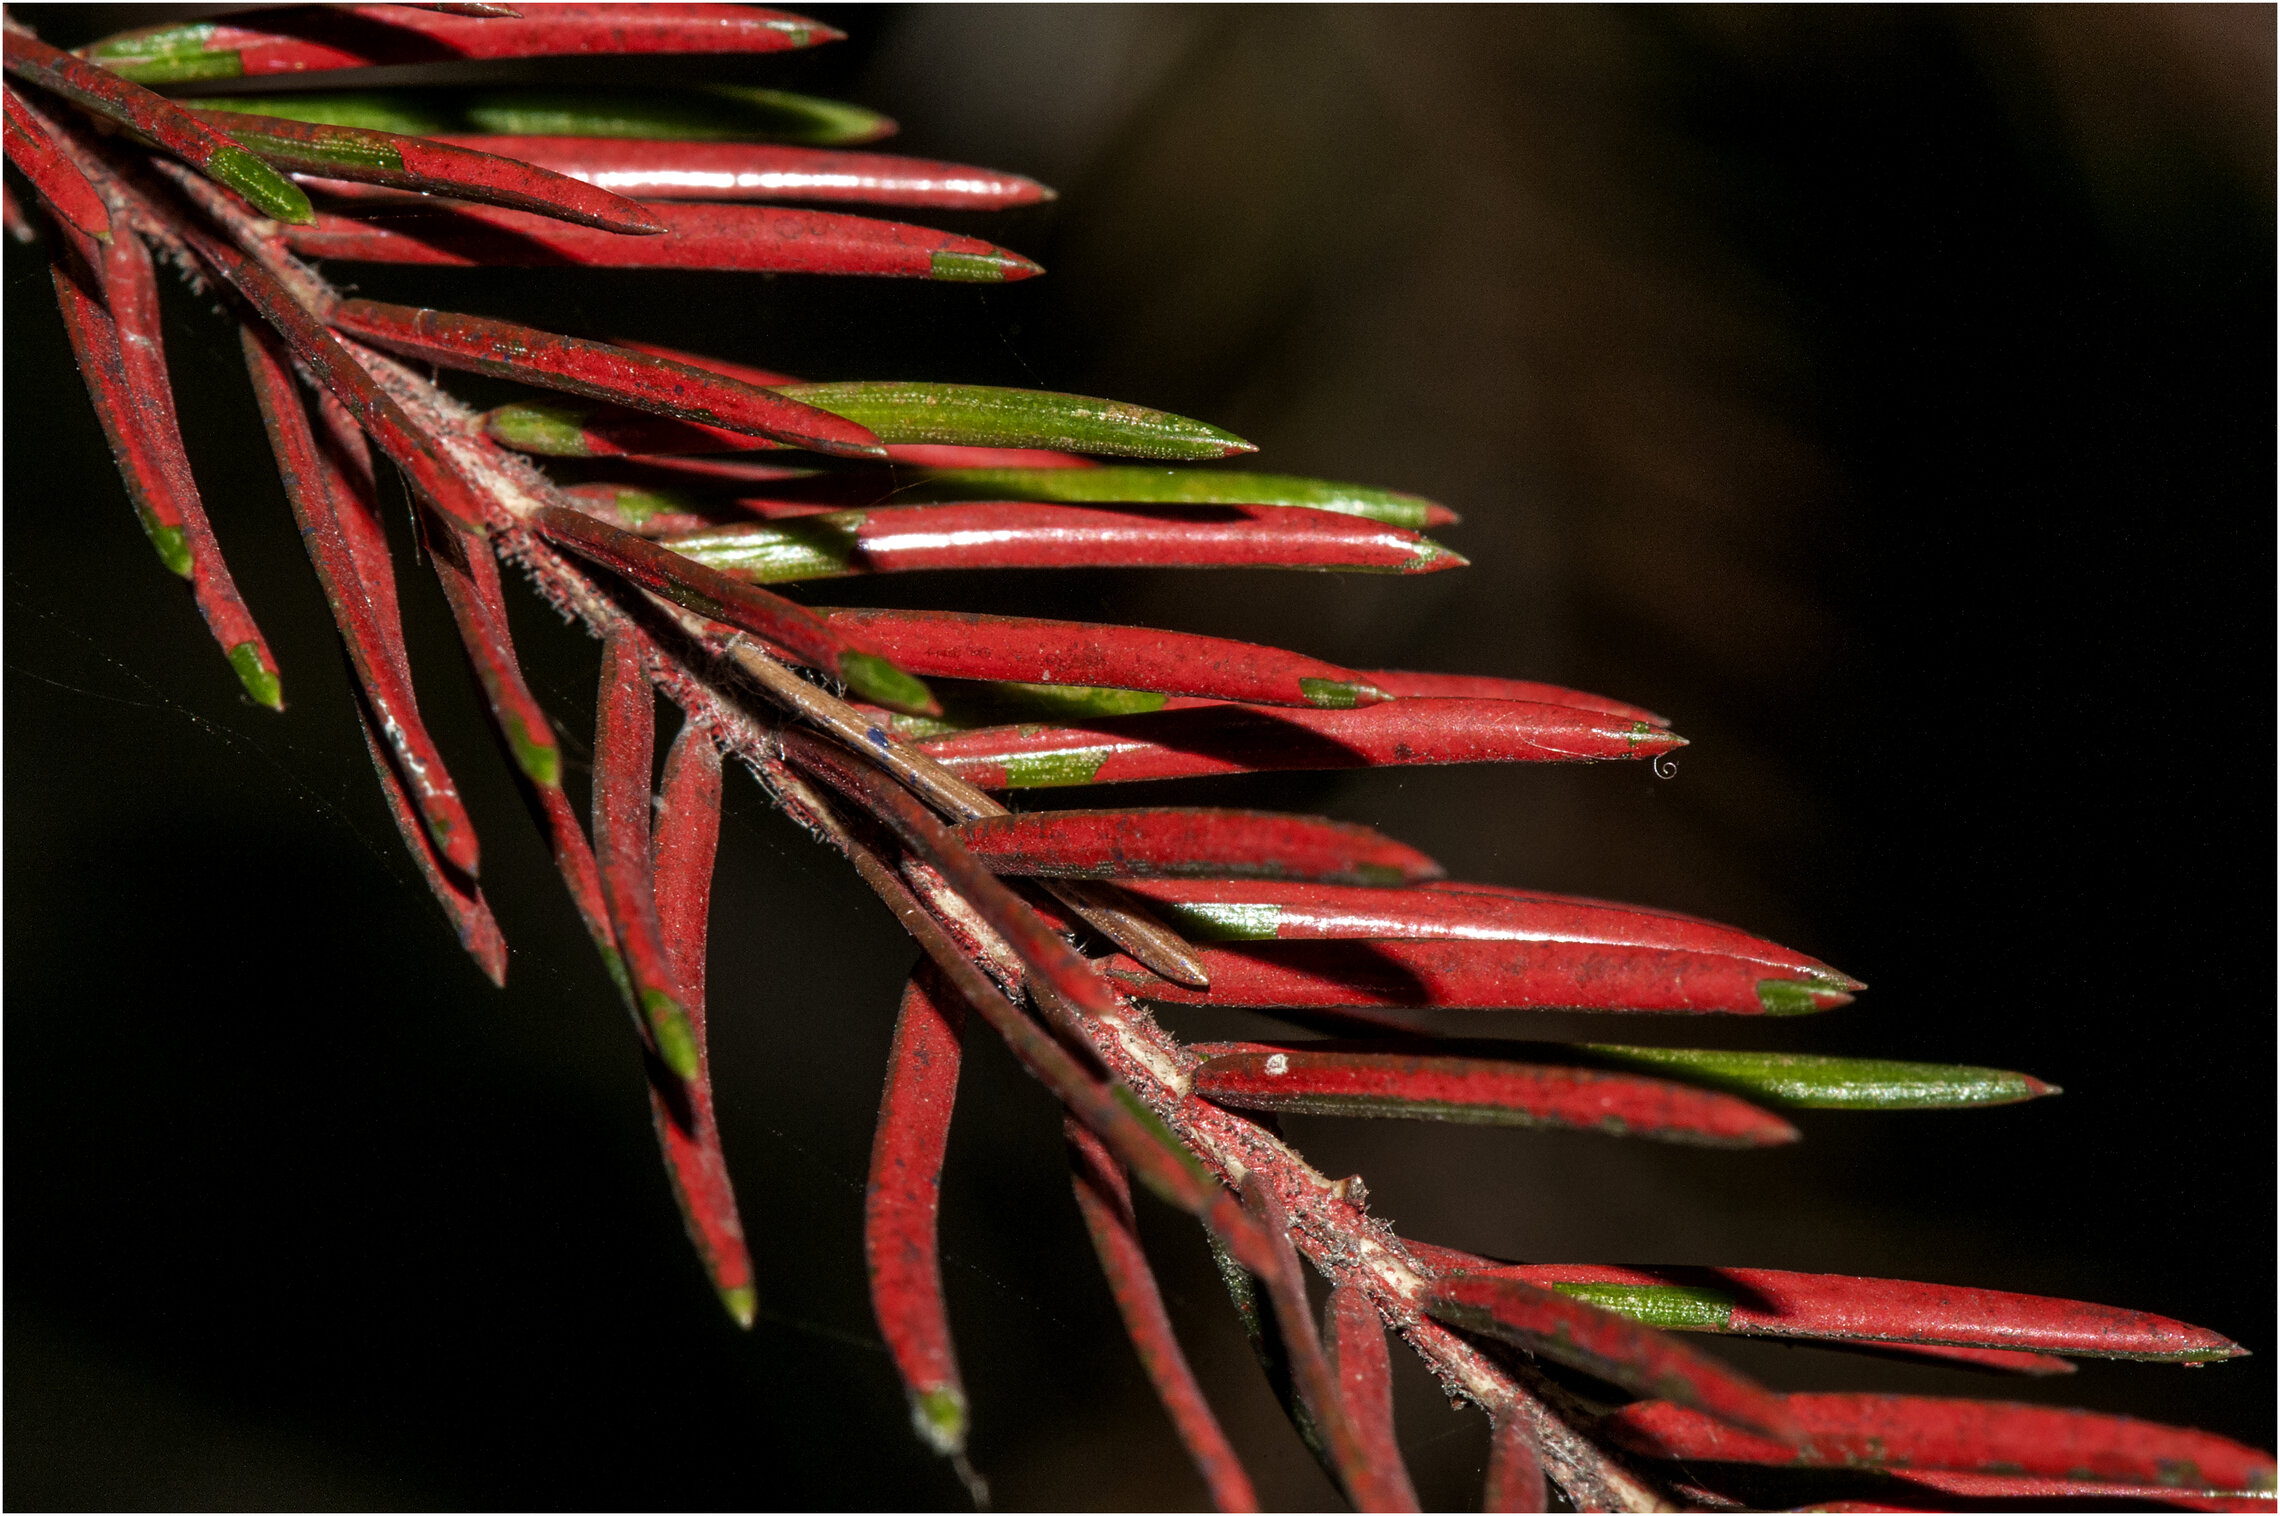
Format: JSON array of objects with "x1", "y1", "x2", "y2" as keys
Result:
[{"x1": 227, "y1": 640, "x2": 285, "y2": 709}]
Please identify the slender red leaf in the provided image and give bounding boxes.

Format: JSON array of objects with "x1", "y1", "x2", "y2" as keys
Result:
[
  {"x1": 953, "y1": 808, "x2": 1443, "y2": 886},
  {"x1": 531, "y1": 503, "x2": 937, "y2": 714},
  {"x1": 1189, "y1": 1044, "x2": 1798, "y2": 1147},
  {"x1": 646, "y1": 719, "x2": 753, "y2": 1325},
  {"x1": 241, "y1": 321, "x2": 480, "y2": 874},
  {"x1": 1241, "y1": 1181, "x2": 1415, "y2": 1512},
  {"x1": 1449, "y1": 1261, "x2": 2245, "y2": 1364},
  {"x1": 1116, "y1": 880, "x2": 1854, "y2": 982},
  {"x1": 866, "y1": 967, "x2": 971, "y2": 1458},
  {"x1": 49, "y1": 247, "x2": 283, "y2": 708},
  {"x1": 1424, "y1": 1273, "x2": 1801, "y2": 1442},
  {"x1": 80, "y1": 6, "x2": 839, "y2": 82},
  {"x1": 591, "y1": 625, "x2": 701, "y2": 1081},
  {"x1": 914, "y1": 697, "x2": 1683, "y2": 790},
  {"x1": 1403, "y1": 1243, "x2": 2079, "y2": 1379},
  {"x1": 436, "y1": 135, "x2": 1054, "y2": 209},
  {"x1": 1365, "y1": 669, "x2": 1669, "y2": 728},
  {"x1": 330, "y1": 301, "x2": 882, "y2": 458},
  {"x1": 817, "y1": 608, "x2": 1395, "y2": 710},
  {"x1": 771, "y1": 730, "x2": 1278, "y2": 1277},
  {"x1": 1322, "y1": 1284, "x2": 1423, "y2": 1511},
  {"x1": 1484, "y1": 1409, "x2": 1548, "y2": 1513},
  {"x1": 2, "y1": 31, "x2": 309, "y2": 221},
  {"x1": 193, "y1": 109, "x2": 664, "y2": 234},
  {"x1": 1601, "y1": 1395, "x2": 2277, "y2": 1494},
  {"x1": 351, "y1": 695, "x2": 507, "y2": 985},
  {"x1": 657, "y1": 502, "x2": 1462, "y2": 579},
  {"x1": 1105, "y1": 939, "x2": 1852, "y2": 1016},
  {"x1": 280, "y1": 199, "x2": 1040, "y2": 278},
  {"x1": 411, "y1": 520, "x2": 627, "y2": 1003},
  {"x1": 4, "y1": 84, "x2": 107, "y2": 240},
  {"x1": 1065, "y1": 1117, "x2": 1258, "y2": 1512},
  {"x1": 306, "y1": 392, "x2": 397, "y2": 633}
]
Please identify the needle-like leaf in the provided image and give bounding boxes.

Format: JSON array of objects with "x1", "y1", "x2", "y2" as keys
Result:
[
  {"x1": 432, "y1": 135, "x2": 1055, "y2": 209},
  {"x1": 656, "y1": 503, "x2": 1459, "y2": 583},
  {"x1": 328, "y1": 300, "x2": 884, "y2": 457},
  {"x1": 1424, "y1": 1273, "x2": 1802, "y2": 1443},
  {"x1": 1426, "y1": 1258, "x2": 2243, "y2": 1363},
  {"x1": 1601, "y1": 1395, "x2": 2277, "y2": 1494},
  {"x1": 242, "y1": 321, "x2": 480, "y2": 873},
  {"x1": 281, "y1": 199, "x2": 1037, "y2": 277},
  {"x1": 532, "y1": 503, "x2": 938, "y2": 714},
  {"x1": 194, "y1": 110, "x2": 665, "y2": 234},
  {"x1": 1107, "y1": 938, "x2": 1852, "y2": 1016},
  {"x1": 1240, "y1": 1181, "x2": 1416, "y2": 1512},
  {"x1": 913, "y1": 696, "x2": 1680, "y2": 790},
  {"x1": 83, "y1": 7, "x2": 840, "y2": 83},
  {"x1": 1581, "y1": 1045, "x2": 2058, "y2": 1108},
  {"x1": 1065, "y1": 1117, "x2": 1259, "y2": 1512},
  {"x1": 426, "y1": 519, "x2": 624, "y2": 997},
  {"x1": 767, "y1": 383, "x2": 1253, "y2": 459},
  {"x1": 818, "y1": 608, "x2": 1393, "y2": 709},
  {"x1": 954, "y1": 808, "x2": 1443, "y2": 886},
  {"x1": 1404, "y1": 1243, "x2": 2082, "y2": 1379},
  {"x1": 1322, "y1": 1285, "x2": 1424, "y2": 1511},
  {"x1": 866, "y1": 967, "x2": 972, "y2": 1460},
  {"x1": 1484, "y1": 1408, "x2": 1549, "y2": 1513},
  {"x1": 3, "y1": 31, "x2": 311, "y2": 221},
  {"x1": 647, "y1": 720, "x2": 754, "y2": 1326},
  {"x1": 4, "y1": 85, "x2": 108, "y2": 240},
  {"x1": 899, "y1": 466, "x2": 1456, "y2": 528},
  {"x1": 592, "y1": 626, "x2": 702, "y2": 1081},
  {"x1": 351, "y1": 693, "x2": 507, "y2": 985},
  {"x1": 49, "y1": 243, "x2": 282, "y2": 707},
  {"x1": 1115, "y1": 881, "x2": 1854, "y2": 981},
  {"x1": 1189, "y1": 1043, "x2": 1799, "y2": 1146}
]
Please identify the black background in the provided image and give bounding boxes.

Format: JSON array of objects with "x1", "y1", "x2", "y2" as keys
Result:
[{"x1": 8, "y1": 5, "x2": 2273, "y2": 1509}]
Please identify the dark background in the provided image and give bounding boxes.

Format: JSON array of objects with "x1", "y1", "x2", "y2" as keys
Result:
[{"x1": 7, "y1": 5, "x2": 2272, "y2": 1509}]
